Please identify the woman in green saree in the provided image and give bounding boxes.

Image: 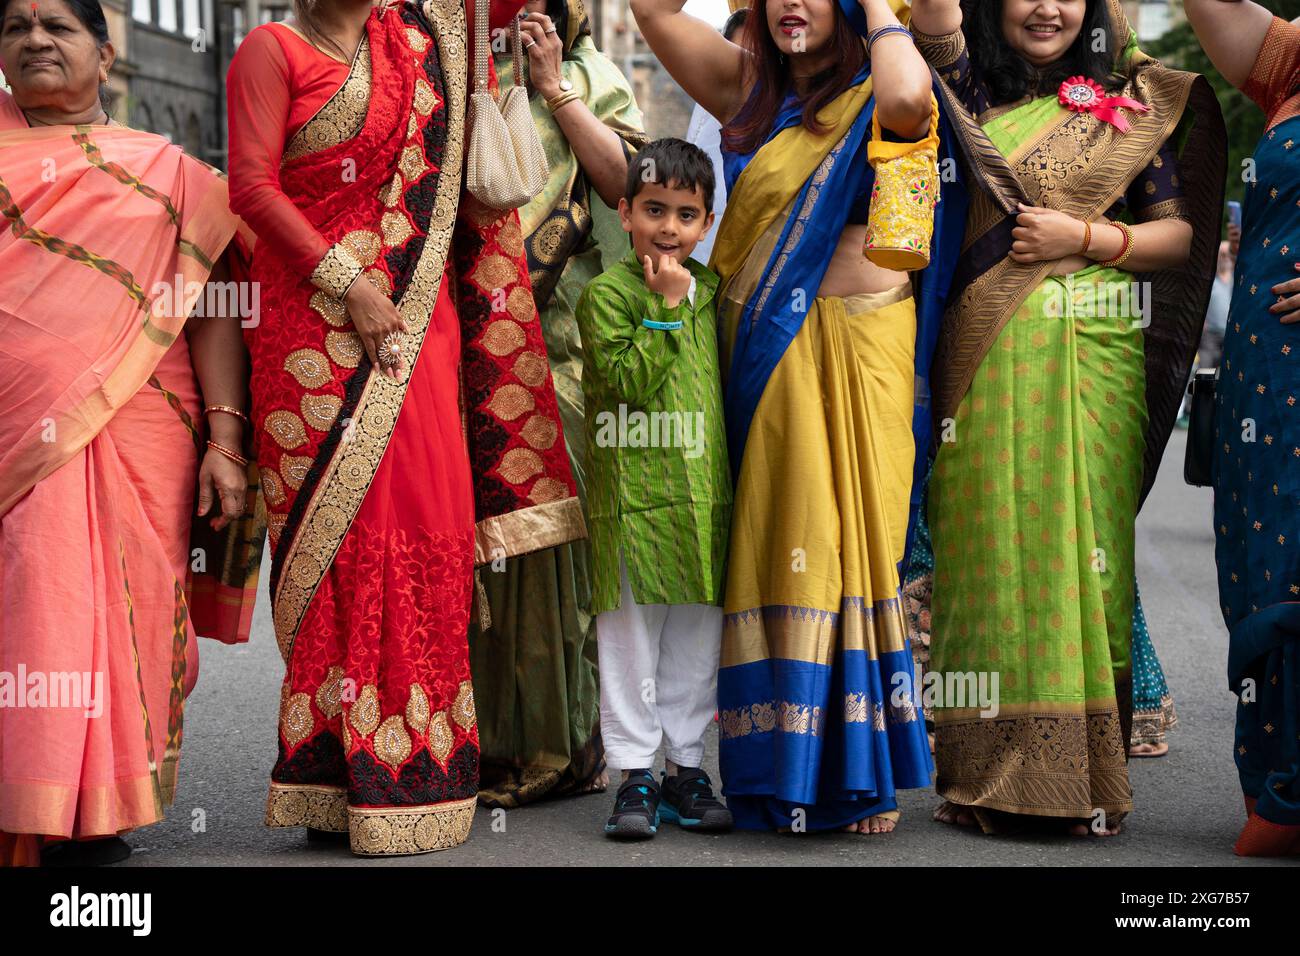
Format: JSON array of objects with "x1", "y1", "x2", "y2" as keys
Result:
[
  {"x1": 911, "y1": 0, "x2": 1224, "y2": 834},
  {"x1": 467, "y1": 0, "x2": 647, "y2": 808}
]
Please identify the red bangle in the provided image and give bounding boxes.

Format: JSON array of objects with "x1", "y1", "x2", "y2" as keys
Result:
[{"x1": 206, "y1": 440, "x2": 249, "y2": 467}]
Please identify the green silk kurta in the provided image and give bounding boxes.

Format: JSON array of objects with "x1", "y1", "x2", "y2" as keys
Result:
[{"x1": 576, "y1": 251, "x2": 732, "y2": 614}]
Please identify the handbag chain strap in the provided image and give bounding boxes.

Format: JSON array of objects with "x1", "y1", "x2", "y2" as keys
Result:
[{"x1": 473, "y1": 0, "x2": 525, "y2": 93}]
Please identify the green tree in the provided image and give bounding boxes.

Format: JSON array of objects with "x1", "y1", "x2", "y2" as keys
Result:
[{"x1": 1147, "y1": 0, "x2": 1300, "y2": 206}]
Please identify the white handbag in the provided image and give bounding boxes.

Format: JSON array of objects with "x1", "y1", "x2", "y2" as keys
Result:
[{"x1": 465, "y1": 2, "x2": 549, "y2": 209}]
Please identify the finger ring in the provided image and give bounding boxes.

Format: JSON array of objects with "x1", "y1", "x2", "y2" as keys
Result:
[
  {"x1": 524, "y1": 39, "x2": 536, "y2": 49},
  {"x1": 545, "y1": 26, "x2": 556, "y2": 34},
  {"x1": 378, "y1": 331, "x2": 406, "y2": 369}
]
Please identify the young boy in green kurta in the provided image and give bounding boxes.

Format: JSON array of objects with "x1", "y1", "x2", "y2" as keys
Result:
[{"x1": 575, "y1": 138, "x2": 733, "y2": 840}]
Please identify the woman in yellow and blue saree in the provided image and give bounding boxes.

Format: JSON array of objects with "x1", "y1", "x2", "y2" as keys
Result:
[{"x1": 633, "y1": 0, "x2": 968, "y2": 832}]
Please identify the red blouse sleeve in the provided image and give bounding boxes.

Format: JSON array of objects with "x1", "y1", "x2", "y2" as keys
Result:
[
  {"x1": 1242, "y1": 16, "x2": 1300, "y2": 125},
  {"x1": 226, "y1": 26, "x2": 331, "y2": 279}
]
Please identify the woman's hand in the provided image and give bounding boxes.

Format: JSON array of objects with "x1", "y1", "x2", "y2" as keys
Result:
[
  {"x1": 519, "y1": 11, "x2": 566, "y2": 100},
  {"x1": 197, "y1": 448, "x2": 248, "y2": 531},
  {"x1": 344, "y1": 275, "x2": 408, "y2": 380},
  {"x1": 1228, "y1": 222, "x2": 1241, "y2": 259},
  {"x1": 1269, "y1": 264, "x2": 1300, "y2": 324},
  {"x1": 1010, "y1": 203, "x2": 1088, "y2": 264}
]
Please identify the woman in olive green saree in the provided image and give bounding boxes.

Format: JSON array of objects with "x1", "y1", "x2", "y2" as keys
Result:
[
  {"x1": 910, "y1": 0, "x2": 1224, "y2": 833},
  {"x1": 467, "y1": 0, "x2": 647, "y2": 808}
]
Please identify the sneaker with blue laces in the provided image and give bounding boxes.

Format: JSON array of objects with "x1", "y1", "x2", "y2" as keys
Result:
[
  {"x1": 659, "y1": 768, "x2": 733, "y2": 832},
  {"x1": 604, "y1": 770, "x2": 660, "y2": 839}
]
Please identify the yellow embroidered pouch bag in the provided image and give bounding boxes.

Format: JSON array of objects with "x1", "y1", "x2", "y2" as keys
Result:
[{"x1": 863, "y1": 94, "x2": 940, "y2": 271}]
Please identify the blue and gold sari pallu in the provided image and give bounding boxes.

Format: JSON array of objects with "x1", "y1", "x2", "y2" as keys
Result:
[{"x1": 710, "y1": 62, "x2": 968, "y2": 830}]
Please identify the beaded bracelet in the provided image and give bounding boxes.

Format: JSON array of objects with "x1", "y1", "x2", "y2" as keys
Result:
[
  {"x1": 1098, "y1": 221, "x2": 1134, "y2": 269},
  {"x1": 206, "y1": 439, "x2": 249, "y2": 468}
]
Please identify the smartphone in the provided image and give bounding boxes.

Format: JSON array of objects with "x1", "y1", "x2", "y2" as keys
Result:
[{"x1": 1227, "y1": 200, "x2": 1242, "y2": 229}]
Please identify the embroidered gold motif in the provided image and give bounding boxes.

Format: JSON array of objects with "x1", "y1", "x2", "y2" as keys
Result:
[
  {"x1": 262, "y1": 469, "x2": 287, "y2": 507},
  {"x1": 280, "y1": 455, "x2": 312, "y2": 491},
  {"x1": 413, "y1": 78, "x2": 437, "y2": 116},
  {"x1": 284, "y1": 35, "x2": 372, "y2": 161},
  {"x1": 845, "y1": 691, "x2": 869, "y2": 724},
  {"x1": 265, "y1": 782, "x2": 348, "y2": 831},
  {"x1": 429, "y1": 711, "x2": 454, "y2": 762},
  {"x1": 497, "y1": 216, "x2": 524, "y2": 257},
  {"x1": 400, "y1": 145, "x2": 428, "y2": 183},
  {"x1": 507, "y1": 286, "x2": 536, "y2": 324},
  {"x1": 302, "y1": 392, "x2": 343, "y2": 431},
  {"x1": 406, "y1": 684, "x2": 430, "y2": 733},
  {"x1": 365, "y1": 267, "x2": 393, "y2": 297},
  {"x1": 348, "y1": 796, "x2": 475, "y2": 856},
  {"x1": 520, "y1": 415, "x2": 558, "y2": 450},
  {"x1": 512, "y1": 351, "x2": 549, "y2": 386},
  {"x1": 310, "y1": 290, "x2": 349, "y2": 327},
  {"x1": 310, "y1": 242, "x2": 364, "y2": 299},
  {"x1": 375, "y1": 714, "x2": 413, "y2": 769},
  {"x1": 340, "y1": 229, "x2": 383, "y2": 266},
  {"x1": 498, "y1": 447, "x2": 543, "y2": 484},
  {"x1": 378, "y1": 172, "x2": 404, "y2": 207},
  {"x1": 487, "y1": 384, "x2": 535, "y2": 421},
  {"x1": 482, "y1": 319, "x2": 526, "y2": 356},
  {"x1": 265, "y1": 410, "x2": 308, "y2": 450},
  {"x1": 350, "y1": 683, "x2": 381, "y2": 737},
  {"x1": 285, "y1": 348, "x2": 333, "y2": 389},
  {"x1": 405, "y1": 27, "x2": 429, "y2": 53},
  {"x1": 325, "y1": 330, "x2": 365, "y2": 368},
  {"x1": 381, "y1": 210, "x2": 415, "y2": 247},
  {"x1": 452, "y1": 680, "x2": 476, "y2": 731},
  {"x1": 315, "y1": 665, "x2": 345, "y2": 719},
  {"x1": 281, "y1": 691, "x2": 314, "y2": 748},
  {"x1": 472, "y1": 254, "x2": 515, "y2": 294},
  {"x1": 527, "y1": 477, "x2": 568, "y2": 504}
]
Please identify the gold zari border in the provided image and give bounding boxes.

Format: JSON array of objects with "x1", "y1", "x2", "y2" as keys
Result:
[
  {"x1": 265, "y1": 784, "x2": 475, "y2": 855},
  {"x1": 472, "y1": 496, "x2": 587, "y2": 565},
  {"x1": 934, "y1": 707, "x2": 1133, "y2": 818},
  {"x1": 283, "y1": 33, "x2": 373, "y2": 161},
  {"x1": 721, "y1": 596, "x2": 909, "y2": 668}
]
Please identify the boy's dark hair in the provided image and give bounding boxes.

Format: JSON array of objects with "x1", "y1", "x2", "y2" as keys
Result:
[{"x1": 625, "y1": 138, "x2": 715, "y2": 214}]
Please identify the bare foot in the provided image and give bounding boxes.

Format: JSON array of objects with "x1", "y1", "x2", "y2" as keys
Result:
[
  {"x1": 932, "y1": 800, "x2": 976, "y2": 827},
  {"x1": 580, "y1": 769, "x2": 610, "y2": 793},
  {"x1": 844, "y1": 815, "x2": 897, "y2": 834},
  {"x1": 1129, "y1": 742, "x2": 1169, "y2": 758}
]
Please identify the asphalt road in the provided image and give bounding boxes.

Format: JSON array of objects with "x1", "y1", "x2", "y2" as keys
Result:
[{"x1": 118, "y1": 429, "x2": 1291, "y2": 866}]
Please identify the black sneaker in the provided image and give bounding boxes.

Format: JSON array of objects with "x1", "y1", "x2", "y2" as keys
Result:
[
  {"x1": 604, "y1": 770, "x2": 661, "y2": 839},
  {"x1": 660, "y1": 768, "x2": 733, "y2": 832}
]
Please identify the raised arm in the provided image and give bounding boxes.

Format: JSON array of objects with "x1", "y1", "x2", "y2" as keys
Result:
[
  {"x1": 630, "y1": 0, "x2": 748, "y2": 125},
  {"x1": 1182, "y1": 0, "x2": 1274, "y2": 90},
  {"x1": 862, "y1": 0, "x2": 934, "y2": 139},
  {"x1": 909, "y1": 0, "x2": 962, "y2": 37}
]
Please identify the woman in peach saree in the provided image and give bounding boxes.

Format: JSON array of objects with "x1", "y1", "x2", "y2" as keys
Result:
[{"x1": 0, "y1": 0, "x2": 261, "y2": 866}]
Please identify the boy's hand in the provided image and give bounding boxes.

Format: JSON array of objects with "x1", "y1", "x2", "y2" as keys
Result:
[{"x1": 643, "y1": 254, "x2": 693, "y2": 309}]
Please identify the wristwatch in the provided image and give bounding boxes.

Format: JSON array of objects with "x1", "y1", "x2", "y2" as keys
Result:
[{"x1": 557, "y1": 78, "x2": 572, "y2": 92}]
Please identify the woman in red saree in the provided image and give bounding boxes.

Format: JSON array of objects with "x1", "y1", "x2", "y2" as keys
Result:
[
  {"x1": 0, "y1": 0, "x2": 260, "y2": 866},
  {"x1": 227, "y1": 0, "x2": 584, "y2": 856}
]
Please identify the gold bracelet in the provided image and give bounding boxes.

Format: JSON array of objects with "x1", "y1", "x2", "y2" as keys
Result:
[
  {"x1": 206, "y1": 439, "x2": 249, "y2": 468},
  {"x1": 1079, "y1": 221, "x2": 1092, "y2": 255},
  {"x1": 546, "y1": 90, "x2": 581, "y2": 113},
  {"x1": 1098, "y1": 221, "x2": 1134, "y2": 269},
  {"x1": 204, "y1": 404, "x2": 248, "y2": 424}
]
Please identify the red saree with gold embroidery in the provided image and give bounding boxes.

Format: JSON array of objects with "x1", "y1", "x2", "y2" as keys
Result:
[{"x1": 227, "y1": 0, "x2": 584, "y2": 856}]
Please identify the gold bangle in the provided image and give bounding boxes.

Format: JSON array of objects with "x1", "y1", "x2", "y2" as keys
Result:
[
  {"x1": 204, "y1": 404, "x2": 248, "y2": 424},
  {"x1": 546, "y1": 90, "x2": 581, "y2": 113},
  {"x1": 1080, "y1": 221, "x2": 1091, "y2": 255},
  {"x1": 206, "y1": 440, "x2": 249, "y2": 468},
  {"x1": 1098, "y1": 221, "x2": 1134, "y2": 269}
]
